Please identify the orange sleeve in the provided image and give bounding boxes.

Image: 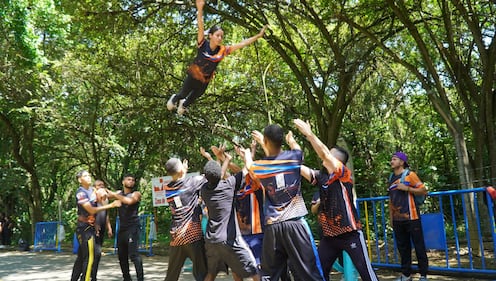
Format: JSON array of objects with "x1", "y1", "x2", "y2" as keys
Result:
[{"x1": 407, "y1": 171, "x2": 424, "y2": 189}]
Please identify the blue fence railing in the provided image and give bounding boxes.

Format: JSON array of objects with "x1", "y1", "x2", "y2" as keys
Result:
[{"x1": 356, "y1": 187, "x2": 496, "y2": 276}]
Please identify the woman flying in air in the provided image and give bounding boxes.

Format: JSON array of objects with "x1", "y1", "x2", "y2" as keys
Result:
[{"x1": 167, "y1": 0, "x2": 268, "y2": 115}]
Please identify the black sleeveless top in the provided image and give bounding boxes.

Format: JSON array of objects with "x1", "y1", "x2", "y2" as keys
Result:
[{"x1": 118, "y1": 191, "x2": 140, "y2": 230}]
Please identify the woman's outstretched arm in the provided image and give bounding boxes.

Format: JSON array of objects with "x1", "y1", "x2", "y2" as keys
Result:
[
  {"x1": 229, "y1": 25, "x2": 268, "y2": 53},
  {"x1": 196, "y1": 0, "x2": 205, "y2": 44}
]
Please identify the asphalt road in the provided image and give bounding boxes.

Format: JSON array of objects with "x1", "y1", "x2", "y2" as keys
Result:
[{"x1": 0, "y1": 248, "x2": 491, "y2": 281}]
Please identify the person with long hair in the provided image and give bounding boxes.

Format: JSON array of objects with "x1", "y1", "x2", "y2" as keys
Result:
[{"x1": 167, "y1": 0, "x2": 267, "y2": 115}]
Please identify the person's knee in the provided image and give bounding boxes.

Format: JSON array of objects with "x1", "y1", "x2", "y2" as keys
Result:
[{"x1": 130, "y1": 253, "x2": 142, "y2": 263}]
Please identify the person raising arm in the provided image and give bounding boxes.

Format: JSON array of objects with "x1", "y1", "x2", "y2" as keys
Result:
[{"x1": 167, "y1": 0, "x2": 268, "y2": 115}]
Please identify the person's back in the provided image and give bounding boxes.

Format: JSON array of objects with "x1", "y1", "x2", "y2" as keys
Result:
[
  {"x1": 252, "y1": 149, "x2": 307, "y2": 224},
  {"x1": 166, "y1": 175, "x2": 206, "y2": 246},
  {"x1": 201, "y1": 159, "x2": 259, "y2": 281},
  {"x1": 235, "y1": 175, "x2": 264, "y2": 236},
  {"x1": 163, "y1": 158, "x2": 207, "y2": 281},
  {"x1": 202, "y1": 171, "x2": 242, "y2": 243},
  {"x1": 234, "y1": 174, "x2": 265, "y2": 269},
  {"x1": 249, "y1": 124, "x2": 324, "y2": 281}
]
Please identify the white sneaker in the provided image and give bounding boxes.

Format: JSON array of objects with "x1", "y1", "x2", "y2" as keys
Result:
[
  {"x1": 394, "y1": 275, "x2": 412, "y2": 281},
  {"x1": 177, "y1": 99, "x2": 187, "y2": 116},
  {"x1": 167, "y1": 94, "x2": 177, "y2": 111}
]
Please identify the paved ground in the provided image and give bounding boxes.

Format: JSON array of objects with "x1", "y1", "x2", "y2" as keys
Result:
[{"x1": 0, "y1": 248, "x2": 492, "y2": 280}]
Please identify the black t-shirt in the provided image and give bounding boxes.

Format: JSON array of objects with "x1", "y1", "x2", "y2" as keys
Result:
[
  {"x1": 118, "y1": 191, "x2": 140, "y2": 230},
  {"x1": 202, "y1": 172, "x2": 243, "y2": 243},
  {"x1": 95, "y1": 205, "x2": 107, "y2": 227}
]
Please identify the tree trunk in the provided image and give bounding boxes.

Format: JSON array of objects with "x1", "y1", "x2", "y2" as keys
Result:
[
  {"x1": 28, "y1": 180, "x2": 45, "y2": 244},
  {"x1": 452, "y1": 128, "x2": 481, "y2": 255}
]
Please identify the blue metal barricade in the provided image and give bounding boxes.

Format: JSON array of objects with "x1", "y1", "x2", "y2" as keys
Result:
[
  {"x1": 356, "y1": 187, "x2": 496, "y2": 275},
  {"x1": 33, "y1": 221, "x2": 62, "y2": 252}
]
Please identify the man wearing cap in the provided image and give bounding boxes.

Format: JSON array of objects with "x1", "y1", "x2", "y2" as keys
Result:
[{"x1": 388, "y1": 151, "x2": 429, "y2": 281}]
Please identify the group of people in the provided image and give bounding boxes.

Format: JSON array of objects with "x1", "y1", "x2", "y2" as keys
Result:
[
  {"x1": 70, "y1": 122, "x2": 430, "y2": 281},
  {"x1": 159, "y1": 120, "x2": 430, "y2": 281},
  {"x1": 71, "y1": 0, "x2": 432, "y2": 279},
  {"x1": 71, "y1": 171, "x2": 144, "y2": 281}
]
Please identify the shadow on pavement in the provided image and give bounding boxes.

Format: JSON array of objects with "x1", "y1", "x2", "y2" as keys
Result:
[{"x1": 0, "y1": 249, "x2": 487, "y2": 281}]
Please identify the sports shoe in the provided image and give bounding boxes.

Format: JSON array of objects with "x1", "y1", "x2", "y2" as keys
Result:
[
  {"x1": 177, "y1": 99, "x2": 187, "y2": 116},
  {"x1": 167, "y1": 94, "x2": 177, "y2": 111},
  {"x1": 418, "y1": 276, "x2": 428, "y2": 281},
  {"x1": 394, "y1": 274, "x2": 412, "y2": 281}
]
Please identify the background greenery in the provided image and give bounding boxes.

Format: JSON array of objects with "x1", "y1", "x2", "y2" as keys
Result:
[{"x1": 1, "y1": 0, "x2": 494, "y2": 246}]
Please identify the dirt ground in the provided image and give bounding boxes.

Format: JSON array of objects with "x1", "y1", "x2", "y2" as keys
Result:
[{"x1": 0, "y1": 247, "x2": 493, "y2": 281}]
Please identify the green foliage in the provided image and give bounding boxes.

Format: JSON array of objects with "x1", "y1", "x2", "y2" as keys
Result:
[{"x1": 1, "y1": 0, "x2": 494, "y2": 245}]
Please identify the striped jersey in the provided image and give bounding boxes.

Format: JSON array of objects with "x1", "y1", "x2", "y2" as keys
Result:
[
  {"x1": 250, "y1": 150, "x2": 308, "y2": 224},
  {"x1": 76, "y1": 186, "x2": 97, "y2": 228},
  {"x1": 235, "y1": 173, "x2": 264, "y2": 235}
]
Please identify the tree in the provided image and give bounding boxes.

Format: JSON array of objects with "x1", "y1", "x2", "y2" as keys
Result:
[
  {"x1": 338, "y1": 0, "x2": 496, "y2": 252},
  {"x1": 0, "y1": 0, "x2": 72, "y2": 237},
  {"x1": 202, "y1": 0, "x2": 385, "y2": 150},
  {"x1": 339, "y1": 0, "x2": 495, "y2": 190}
]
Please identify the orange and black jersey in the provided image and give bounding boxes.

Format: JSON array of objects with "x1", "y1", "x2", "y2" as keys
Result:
[
  {"x1": 235, "y1": 173, "x2": 265, "y2": 235},
  {"x1": 188, "y1": 39, "x2": 232, "y2": 83},
  {"x1": 388, "y1": 171, "x2": 424, "y2": 221},
  {"x1": 165, "y1": 175, "x2": 207, "y2": 246},
  {"x1": 311, "y1": 163, "x2": 362, "y2": 237}
]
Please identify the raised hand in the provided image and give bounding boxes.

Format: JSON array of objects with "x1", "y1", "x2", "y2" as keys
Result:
[
  {"x1": 200, "y1": 147, "x2": 213, "y2": 161},
  {"x1": 285, "y1": 130, "x2": 301, "y2": 150},
  {"x1": 293, "y1": 119, "x2": 313, "y2": 138},
  {"x1": 182, "y1": 159, "x2": 189, "y2": 171},
  {"x1": 285, "y1": 130, "x2": 295, "y2": 144},
  {"x1": 251, "y1": 130, "x2": 264, "y2": 145},
  {"x1": 196, "y1": 0, "x2": 205, "y2": 10},
  {"x1": 211, "y1": 145, "x2": 225, "y2": 161},
  {"x1": 224, "y1": 151, "x2": 233, "y2": 161},
  {"x1": 259, "y1": 24, "x2": 269, "y2": 37}
]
